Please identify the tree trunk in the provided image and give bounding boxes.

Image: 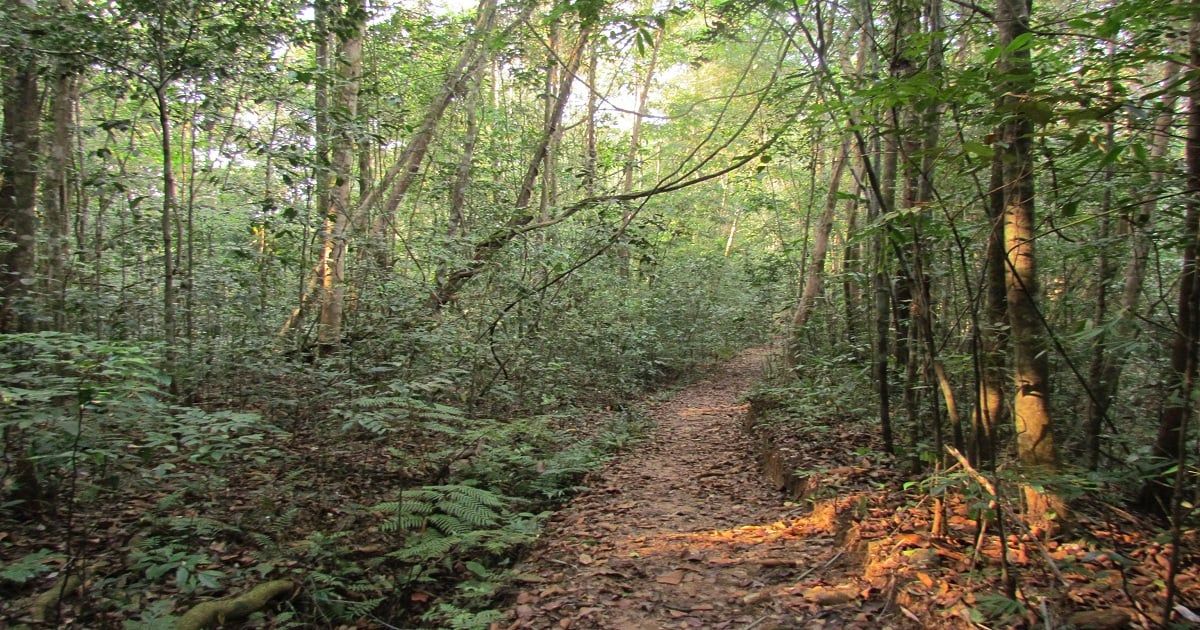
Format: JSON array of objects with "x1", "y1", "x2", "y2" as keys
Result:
[
  {"x1": 540, "y1": 20, "x2": 561, "y2": 221},
  {"x1": 584, "y1": 40, "x2": 599, "y2": 197},
  {"x1": 996, "y1": 0, "x2": 1061, "y2": 525},
  {"x1": 616, "y1": 24, "x2": 665, "y2": 276},
  {"x1": 316, "y1": 0, "x2": 364, "y2": 354},
  {"x1": 43, "y1": 32, "x2": 77, "y2": 332},
  {"x1": 1089, "y1": 61, "x2": 1181, "y2": 469},
  {"x1": 155, "y1": 86, "x2": 178, "y2": 378},
  {"x1": 787, "y1": 134, "x2": 850, "y2": 366},
  {"x1": 365, "y1": 0, "x2": 501, "y2": 256},
  {"x1": 973, "y1": 151, "x2": 1009, "y2": 468},
  {"x1": 1137, "y1": 19, "x2": 1200, "y2": 516},
  {"x1": 1085, "y1": 51, "x2": 1118, "y2": 469},
  {"x1": 0, "y1": 0, "x2": 41, "y2": 333},
  {"x1": 432, "y1": 24, "x2": 592, "y2": 308}
]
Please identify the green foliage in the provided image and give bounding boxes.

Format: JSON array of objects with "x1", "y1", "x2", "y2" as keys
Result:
[
  {"x1": 0, "y1": 549, "x2": 61, "y2": 585},
  {"x1": 0, "y1": 332, "x2": 282, "y2": 511},
  {"x1": 970, "y1": 593, "x2": 1027, "y2": 625},
  {"x1": 129, "y1": 542, "x2": 224, "y2": 594}
]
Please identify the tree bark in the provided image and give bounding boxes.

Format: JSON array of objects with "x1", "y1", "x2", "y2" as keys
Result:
[
  {"x1": 0, "y1": 0, "x2": 42, "y2": 333},
  {"x1": 43, "y1": 28, "x2": 77, "y2": 332},
  {"x1": 1137, "y1": 19, "x2": 1200, "y2": 516},
  {"x1": 972, "y1": 151, "x2": 1008, "y2": 468},
  {"x1": 616, "y1": 24, "x2": 665, "y2": 276},
  {"x1": 996, "y1": 0, "x2": 1061, "y2": 525},
  {"x1": 316, "y1": 0, "x2": 364, "y2": 354},
  {"x1": 432, "y1": 24, "x2": 593, "y2": 308},
  {"x1": 787, "y1": 134, "x2": 850, "y2": 366},
  {"x1": 1088, "y1": 61, "x2": 1181, "y2": 469},
  {"x1": 155, "y1": 85, "x2": 178, "y2": 376},
  {"x1": 365, "y1": 0, "x2": 501, "y2": 258},
  {"x1": 584, "y1": 40, "x2": 599, "y2": 196}
]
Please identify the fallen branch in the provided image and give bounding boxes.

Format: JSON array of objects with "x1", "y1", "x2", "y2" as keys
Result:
[
  {"x1": 944, "y1": 446, "x2": 1068, "y2": 587},
  {"x1": 174, "y1": 579, "x2": 295, "y2": 630}
]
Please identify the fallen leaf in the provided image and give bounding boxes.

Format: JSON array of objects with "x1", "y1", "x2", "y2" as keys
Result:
[{"x1": 656, "y1": 570, "x2": 685, "y2": 585}]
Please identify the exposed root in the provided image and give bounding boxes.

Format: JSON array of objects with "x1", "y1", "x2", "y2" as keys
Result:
[
  {"x1": 30, "y1": 573, "x2": 82, "y2": 622},
  {"x1": 174, "y1": 579, "x2": 295, "y2": 630}
]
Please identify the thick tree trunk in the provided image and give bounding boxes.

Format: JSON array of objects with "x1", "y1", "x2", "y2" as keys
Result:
[
  {"x1": 996, "y1": 0, "x2": 1061, "y2": 525},
  {"x1": 0, "y1": 0, "x2": 41, "y2": 333}
]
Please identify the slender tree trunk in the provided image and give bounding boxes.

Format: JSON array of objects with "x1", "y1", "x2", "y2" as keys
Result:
[
  {"x1": 44, "y1": 45, "x2": 78, "y2": 332},
  {"x1": 155, "y1": 86, "x2": 178, "y2": 379},
  {"x1": 435, "y1": 67, "x2": 486, "y2": 291},
  {"x1": 787, "y1": 134, "x2": 851, "y2": 366},
  {"x1": 724, "y1": 214, "x2": 738, "y2": 257},
  {"x1": 316, "y1": 0, "x2": 364, "y2": 354},
  {"x1": 540, "y1": 20, "x2": 560, "y2": 221},
  {"x1": 973, "y1": 151, "x2": 1009, "y2": 468},
  {"x1": 842, "y1": 175, "x2": 862, "y2": 341},
  {"x1": 280, "y1": 0, "x2": 333, "y2": 340},
  {"x1": 1089, "y1": 61, "x2": 1181, "y2": 468},
  {"x1": 366, "y1": 0, "x2": 501, "y2": 254},
  {"x1": 996, "y1": 0, "x2": 1061, "y2": 525},
  {"x1": 584, "y1": 40, "x2": 599, "y2": 197},
  {"x1": 617, "y1": 25, "x2": 665, "y2": 276},
  {"x1": 0, "y1": 0, "x2": 41, "y2": 333},
  {"x1": 433, "y1": 24, "x2": 592, "y2": 308},
  {"x1": 1085, "y1": 51, "x2": 1117, "y2": 469},
  {"x1": 1137, "y1": 19, "x2": 1200, "y2": 516}
]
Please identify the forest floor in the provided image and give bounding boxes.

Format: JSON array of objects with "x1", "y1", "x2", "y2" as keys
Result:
[
  {"x1": 498, "y1": 345, "x2": 1200, "y2": 630},
  {"x1": 498, "y1": 346, "x2": 886, "y2": 629}
]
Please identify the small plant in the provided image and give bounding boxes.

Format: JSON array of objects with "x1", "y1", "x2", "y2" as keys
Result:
[
  {"x1": 0, "y1": 549, "x2": 61, "y2": 585},
  {"x1": 129, "y1": 541, "x2": 224, "y2": 593}
]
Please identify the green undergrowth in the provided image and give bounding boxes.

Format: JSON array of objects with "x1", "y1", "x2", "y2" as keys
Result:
[
  {"x1": 747, "y1": 347, "x2": 873, "y2": 429},
  {"x1": 0, "y1": 330, "x2": 653, "y2": 628},
  {"x1": 1, "y1": 253, "x2": 768, "y2": 627}
]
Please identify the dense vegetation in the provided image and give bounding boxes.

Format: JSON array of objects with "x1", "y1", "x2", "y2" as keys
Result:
[{"x1": 1, "y1": 0, "x2": 1198, "y2": 625}]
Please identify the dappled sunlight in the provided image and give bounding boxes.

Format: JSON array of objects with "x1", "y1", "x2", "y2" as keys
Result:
[
  {"x1": 615, "y1": 500, "x2": 846, "y2": 560},
  {"x1": 674, "y1": 403, "x2": 749, "y2": 419}
]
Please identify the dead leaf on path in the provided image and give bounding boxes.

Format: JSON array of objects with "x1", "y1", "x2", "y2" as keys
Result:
[
  {"x1": 578, "y1": 553, "x2": 594, "y2": 565},
  {"x1": 802, "y1": 585, "x2": 859, "y2": 607},
  {"x1": 656, "y1": 570, "x2": 686, "y2": 585},
  {"x1": 743, "y1": 589, "x2": 773, "y2": 605}
]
